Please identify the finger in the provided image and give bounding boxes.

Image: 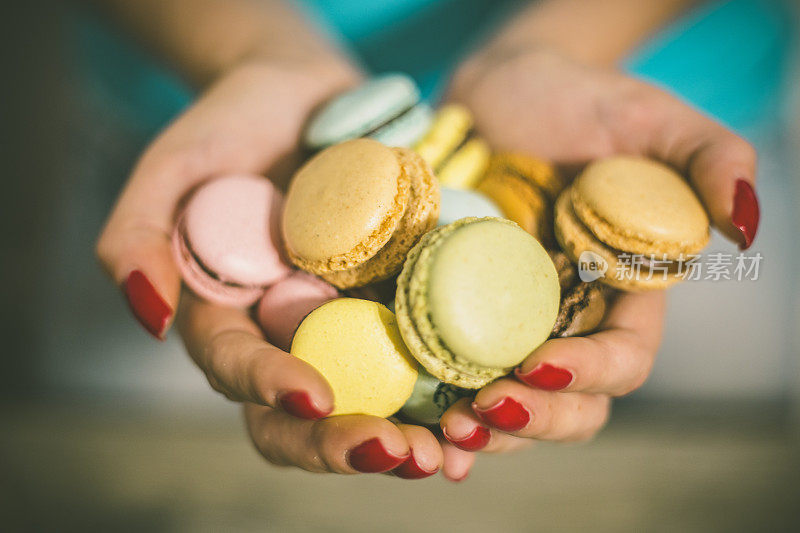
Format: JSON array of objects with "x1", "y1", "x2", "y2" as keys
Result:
[
  {"x1": 440, "y1": 398, "x2": 493, "y2": 452},
  {"x1": 516, "y1": 290, "x2": 665, "y2": 396},
  {"x1": 472, "y1": 379, "x2": 611, "y2": 441},
  {"x1": 244, "y1": 404, "x2": 410, "y2": 474},
  {"x1": 439, "y1": 436, "x2": 476, "y2": 483},
  {"x1": 178, "y1": 292, "x2": 334, "y2": 419},
  {"x1": 440, "y1": 398, "x2": 533, "y2": 454},
  {"x1": 391, "y1": 424, "x2": 442, "y2": 480},
  {"x1": 95, "y1": 149, "x2": 210, "y2": 339},
  {"x1": 610, "y1": 80, "x2": 759, "y2": 248}
]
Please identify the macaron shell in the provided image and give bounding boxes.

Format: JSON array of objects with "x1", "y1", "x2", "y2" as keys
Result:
[
  {"x1": 396, "y1": 218, "x2": 560, "y2": 388},
  {"x1": 182, "y1": 175, "x2": 291, "y2": 286},
  {"x1": 257, "y1": 271, "x2": 339, "y2": 351},
  {"x1": 414, "y1": 104, "x2": 473, "y2": 169},
  {"x1": 437, "y1": 187, "x2": 503, "y2": 227},
  {"x1": 290, "y1": 298, "x2": 418, "y2": 417},
  {"x1": 426, "y1": 219, "x2": 559, "y2": 368},
  {"x1": 554, "y1": 190, "x2": 683, "y2": 290},
  {"x1": 321, "y1": 147, "x2": 439, "y2": 289},
  {"x1": 437, "y1": 138, "x2": 490, "y2": 189},
  {"x1": 396, "y1": 224, "x2": 494, "y2": 388},
  {"x1": 369, "y1": 103, "x2": 433, "y2": 148},
  {"x1": 571, "y1": 156, "x2": 710, "y2": 258},
  {"x1": 304, "y1": 73, "x2": 420, "y2": 149},
  {"x1": 283, "y1": 139, "x2": 409, "y2": 275},
  {"x1": 478, "y1": 172, "x2": 549, "y2": 242},
  {"x1": 486, "y1": 152, "x2": 564, "y2": 200},
  {"x1": 172, "y1": 224, "x2": 268, "y2": 307}
]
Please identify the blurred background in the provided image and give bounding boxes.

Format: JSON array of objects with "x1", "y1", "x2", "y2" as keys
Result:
[{"x1": 2, "y1": 0, "x2": 799, "y2": 531}]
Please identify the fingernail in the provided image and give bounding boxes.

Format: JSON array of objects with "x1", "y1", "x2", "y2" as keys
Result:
[
  {"x1": 347, "y1": 438, "x2": 409, "y2": 473},
  {"x1": 515, "y1": 363, "x2": 574, "y2": 391},
  {"x1": 472, "y1": 397, "x2": 530, "y2": 432},
  {"x1": 124, "y1": 270, "x2": 172, "y2": 340},
  {"x1": 393, "y1": 450, "x2": 439, "y2": 480},
  {"x1": 443, "y1": 425, "x2": 491, "y2": 452},
  {"x1": 732, "y1": 179, "x2": 759, "y2": 250},
  {"x1": 278, "y1": 391, "x2": 331, "y2": 420}
]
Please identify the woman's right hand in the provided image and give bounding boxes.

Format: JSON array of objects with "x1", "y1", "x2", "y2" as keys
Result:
[{"x1": 95, "y1": 60, "x2": 450, "y2": 478}]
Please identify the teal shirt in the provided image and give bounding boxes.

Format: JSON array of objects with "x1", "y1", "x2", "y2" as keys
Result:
[{"x1": 74, "y1": 0, "x2": 795, "y2": 136}]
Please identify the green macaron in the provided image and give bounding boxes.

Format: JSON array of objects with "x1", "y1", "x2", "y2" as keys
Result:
[
  {"x1": 395, "y1": 217, "x2": 561, "y2": 389},
  {"x1": 399, "y1": 368, "x2": 474, "y2": 425}
]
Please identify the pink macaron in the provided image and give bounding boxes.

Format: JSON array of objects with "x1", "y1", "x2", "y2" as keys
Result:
[
  {"x1": 257, "y1": 271, "x2": 339, "y2": 351},
  {"x1": 172, "y1": 175, "x2": 292, "y2": 307}
]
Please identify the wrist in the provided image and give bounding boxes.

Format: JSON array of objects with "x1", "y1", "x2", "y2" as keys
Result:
[{"x1": 219, "y1": 55, "x2": 364, "y2": 109}]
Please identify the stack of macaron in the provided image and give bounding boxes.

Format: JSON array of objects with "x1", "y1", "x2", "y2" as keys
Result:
[{"x1": 169, "y1": 72, "x2": 712, "y2": 425}]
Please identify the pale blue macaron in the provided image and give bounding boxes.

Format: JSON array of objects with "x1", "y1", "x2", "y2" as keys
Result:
[
  {"x1": 303, "y1": 73, "x2": 432, "y2": 150},
  {"x1": 437, "y1": 186, "x2": 504, "y2": 227}
]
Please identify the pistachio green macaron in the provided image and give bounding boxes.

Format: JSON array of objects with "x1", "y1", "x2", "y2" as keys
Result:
[{"x1": 395, "y1": 217, "x2": 560, "y2": 389}]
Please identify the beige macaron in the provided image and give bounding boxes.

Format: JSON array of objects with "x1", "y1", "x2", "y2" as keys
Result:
[
  {"x1": 283, "y1": 138, "x2": 439, "y2": 289},
  {"x1": 554, "y1": 156, "x2": 710, "y2": 290}
]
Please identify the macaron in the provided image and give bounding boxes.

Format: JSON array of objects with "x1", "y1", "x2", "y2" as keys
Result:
[
  {"x1": 414, "y1": 104, "x2": 490, "y2": 189},
  {"x1": 172, "y1": 175, "x2": 292, "y2": 307},
  {"x1": 395, "y1": 217, "x2": 561, "y2": 389},
  {"x1": 554, "y1": 156, "x2": 710, "y2": 290},
  {"x1": 437, "y1": 187, "x2": 503, "y2": 227},
  {"x1": 283, "y1": 138, "x2": 439, "y2": 289},
  {"x1": 399, "y1": 368, "x2": 473, "y2": 426},
  {"x1": 478, "y1": 152, "x2": 564, "y2": 244},
  {"x1": 303, "y1": 73, "x2": 433, "y2": 150},
  {"x1": 290, "y1": 298, "x2": 419, "y2": 417},
  {"x1": 257, "y1": 271, "x2": 339, "y2": 351},
  {"x1": 548, "y1": 251, "x2": 607, "y2": 338}
]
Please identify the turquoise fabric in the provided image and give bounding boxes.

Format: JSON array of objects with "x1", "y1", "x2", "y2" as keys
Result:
[{"x1": 73, "y1": 0, "x2": 795, "y2": 137}]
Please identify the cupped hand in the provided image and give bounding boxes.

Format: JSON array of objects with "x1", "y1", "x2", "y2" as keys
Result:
[
  {"x1": 96, "y1": 61, "x2": 451, "y2": 478},
  {"x1": 438, "y1": 47, "x2": 759, "y2": 467}
]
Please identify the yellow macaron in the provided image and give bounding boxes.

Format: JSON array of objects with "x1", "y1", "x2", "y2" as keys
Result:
[
  {"x1": 283, "y1": 138, "x2": 439, "y2": 289},
  {"x1": 554, "y1": 156, "x2": 710, "y2": 290},
  {"x1": 290, "y1": 298, "x2": 419, "y2": 417},
  {"x1": 414, "y1": 104, "x2": 490, "y2": 189}
]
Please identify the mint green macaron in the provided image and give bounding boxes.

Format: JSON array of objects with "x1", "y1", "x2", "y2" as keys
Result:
[
  {"x1": 303, "y1": 73, "x2": 432, "y2": 150},
  {"x1": 395, "y1": 217, "x2": 560, "y2": 389}
]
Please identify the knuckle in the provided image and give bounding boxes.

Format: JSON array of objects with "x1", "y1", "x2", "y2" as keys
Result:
[{"x1": 727, "y1": 135, "x2": 757, "y2": 165}]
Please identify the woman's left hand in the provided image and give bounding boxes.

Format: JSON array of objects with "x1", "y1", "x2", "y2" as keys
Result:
[{"x1": 436, "y1": 46, "x2": 758, "y2": 479}]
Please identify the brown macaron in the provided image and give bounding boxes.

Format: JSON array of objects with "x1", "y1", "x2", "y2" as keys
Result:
[{"x1": 548, "y1": 251, "x2": 608, "y2": 338}]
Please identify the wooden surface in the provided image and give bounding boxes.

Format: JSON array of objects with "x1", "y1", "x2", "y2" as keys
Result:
[{"x1": 1, "y1": 400, "x2": 798, "y2": 532}]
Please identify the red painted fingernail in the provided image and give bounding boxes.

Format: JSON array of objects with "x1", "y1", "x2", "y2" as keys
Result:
[
  {"x1": 124, "y1": 270, "x2": 172, "y2": 340},
  {"x1": 732, "y1": 179, "x2": 759, "y2": 250},
  {"x1": 278, "y1": 391, "x2": 331, "y2": 420},
  {"x1": 472, "y1": 397, "x2": 530, "y2": 432},
  {"x1": 347, "y1": 438, "x2": 409, "y2": 473},
  {"x1": 393, "y1": 451, "x2": 439, "y2": 480},
  {"x1": 443, "y1": 425, "x2": 491, "y2": 452},
  {"x1": 515, "y1": 363, "x2": 574, "y2": 391}
]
